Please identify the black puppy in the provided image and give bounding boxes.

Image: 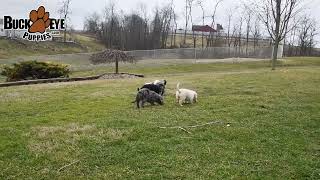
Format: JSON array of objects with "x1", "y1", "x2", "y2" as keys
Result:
[
  {"x1": 140, "y1": 83, "x2": 165, "y2": 96},
  {"x1": 133, "y1": 88, "x2": 164, "y2": 108}
]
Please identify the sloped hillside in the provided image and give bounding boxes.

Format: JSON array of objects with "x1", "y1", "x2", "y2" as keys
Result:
[{"x1": 0, "y1": 33, "x2": 105, "y2": 59}]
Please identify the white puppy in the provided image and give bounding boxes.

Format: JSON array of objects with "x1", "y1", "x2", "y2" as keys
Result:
[{"x1": 175, "y1": 83, "x2": 198, "y2": 106}]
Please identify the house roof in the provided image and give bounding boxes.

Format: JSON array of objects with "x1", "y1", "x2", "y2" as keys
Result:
[{"x1": 192, "y1": 25, "x2": 217, "y2": 32}]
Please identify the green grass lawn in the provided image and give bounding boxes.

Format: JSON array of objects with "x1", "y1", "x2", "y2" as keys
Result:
[
  {"x1": 0, "y1": 57, "x2": 319, "y2": 179},
  {"x1": 67, "y1": 56, "x2": 320, "y2": 78}
]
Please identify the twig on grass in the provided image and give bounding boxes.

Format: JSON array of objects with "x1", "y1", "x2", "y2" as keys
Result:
[
  {"x1": 159, "y1": 121, "x2": 223, "y2": 129},
  {"x1": 58, "y1": 160, "x2": 80, "y2": 172},
  {"x1": 178, "y1": 127, "x2": 192, "y2": 134},
  {"x1": 159, "y1": 121, "x2": 225, "y2": 133}
]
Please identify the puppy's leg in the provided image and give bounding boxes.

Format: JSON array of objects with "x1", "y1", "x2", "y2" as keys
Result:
[
  {"x1": 187, "y1": 96, "x2": 193, "y2": 104},
  {"x1": 141, "y1": 100, "x2": 146, "y2": 108},
  {"x1": 138, "y1": 101, "x2": 144, "y2": 108},
  {"x1": 194, "y1": 94, "x2": 198, "y2": 103},
  {"x1": 175, "y1": 91, "x2": 180, "y2": 103},
  {"x1": 178, "y1": 97, "x2": 184, "y2": 106}
]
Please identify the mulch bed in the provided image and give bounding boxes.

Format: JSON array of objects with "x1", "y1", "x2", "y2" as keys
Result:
[{"x1": 0, "y1": 73, "x2": 144, "y2": 87}]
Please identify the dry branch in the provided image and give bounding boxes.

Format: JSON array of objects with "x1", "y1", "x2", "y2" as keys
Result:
[
  {"x1": 58, "y1": 160, "x2": 80, "y2": 172},
  {"x1": 159, "y1": 121, "x2": 226, "y2": 133},
  {"x1": 178, "y1": 127, "x2": 192, "y2": 134}
]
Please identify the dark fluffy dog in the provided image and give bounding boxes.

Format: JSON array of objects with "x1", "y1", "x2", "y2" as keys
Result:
[
  {"x1": 133, "y1": 88, "x2": 164, "y2": 108},
  {"x1": 140, "y1": 80, "x2": 166, "y2": 96},
  {"x1": 146, "y1": 79, "x2": 167, "y2": 86}
]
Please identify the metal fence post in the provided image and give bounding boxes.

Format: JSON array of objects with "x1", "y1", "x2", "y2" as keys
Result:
[{"x1": 194, "y1": 48, "x2": 197, "y2": 63}]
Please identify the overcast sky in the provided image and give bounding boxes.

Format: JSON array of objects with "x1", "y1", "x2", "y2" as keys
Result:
[{"x1": 1, "y1": 0, "x2": 319, "y2": 43}]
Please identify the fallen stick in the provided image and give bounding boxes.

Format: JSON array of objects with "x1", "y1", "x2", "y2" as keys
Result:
[
  {"x1": 178, "y1": 127, "x2": 192, "y2": 134},
  {"x1": 58, "y1": 160, "x2": 80, "y2": 172},
  {"x1": 159, "y1": 121, "x2": 223, "y2": 129}
]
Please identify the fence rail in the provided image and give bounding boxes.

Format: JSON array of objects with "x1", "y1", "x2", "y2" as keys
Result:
[{"x1": 126, "y1": 47, "x2": 273, "y2": 60}]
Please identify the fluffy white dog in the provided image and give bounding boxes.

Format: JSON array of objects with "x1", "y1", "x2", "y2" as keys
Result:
[{"x1": 175, "y1": 83, "x2": 198, "y2": 106}]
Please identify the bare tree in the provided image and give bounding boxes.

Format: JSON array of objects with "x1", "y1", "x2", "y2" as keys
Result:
[
  {"x1": 183, "y1": 0, "x2": 195, "y2": 46},
  {"x1": 84, "y1": 12, "x2": 100, "y2": 34},
  {"x1": 251, "y1": 17, "x2": 261, "y2": 52},
  {"x1": 308, "y1": 25, "x2": 317, "y2": 55},
  {"x1": 244, "y1": 9, "x2": 252, "y2": 56},
  {"x1": 231, "y1": 24, "x2": 238, "y2": 48},
  {"x1": 170, "y1": 13, "x2": 178, "y2": 48},
  {"x1": 183, "y1": 0, "x2": 189, "y2": 45},
  {"x1": 251, "y1": 0, "x2": 300, "y2": 70},
  {"x1": 165, "y1": 2, "x2": 178, "y2": 49},
  {"x1": 90, "y1": 2, "x2": 181, "y2": 51},
  {"x1": 285, "y1": 14, "x2": 318, "y2": 57},
  {"x1": 138, "y1": 3, "x2": 149, "y2": 49},
  {"x1": 286, "y1": 17, "x2": 298, "y2": 56},
  {"x1": 58, "y1": 0, "x2": 72, "y2": 43},
  {"x1": 198, "y1": 0, "x2": 205, "y2": 48},
  {"x1": 208, "y1": 0, "x2": 224, "y2": 47},
  {"x1": 225, "y1": 8, "x2": 233, "y2": 48},
  {"x1": 160, "y1": 4, "x2": 174, "y2": 48},
  {"x1": 236, "y1": 17, "x2": 244, "y2": 55},
  {"x1": 104, "y1": 1, "x2": 117, "y2": 48},
  {"x1": 152, "y1": 9, "x2": 162, "y2": 49},
  {"x1": 297, "y1": 16, "x2": 317, "y2": 56}
]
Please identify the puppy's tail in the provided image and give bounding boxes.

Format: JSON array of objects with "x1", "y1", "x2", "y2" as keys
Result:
[
  {"x1": 132, "y1": 88, "x2": 140, "y2": 103},
  {"x1": 176, "y1": 83, "x2": 181, "y2": 93}
]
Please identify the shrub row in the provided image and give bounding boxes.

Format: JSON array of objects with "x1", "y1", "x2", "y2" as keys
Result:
[{"x1": 1, "y1": 61, "x2": 70, "y2": 82}]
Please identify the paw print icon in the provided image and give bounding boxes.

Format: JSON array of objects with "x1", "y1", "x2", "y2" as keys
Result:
[{"x1": 29, "y1": 6, "x2": 51, "y2": 33}]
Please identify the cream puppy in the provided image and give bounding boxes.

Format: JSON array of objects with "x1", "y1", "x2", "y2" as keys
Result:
[{"x1": 175, "y1": 83, "x2": 198, "y2": 106}]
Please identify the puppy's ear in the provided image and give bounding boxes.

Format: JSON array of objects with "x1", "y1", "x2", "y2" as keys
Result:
[
  {"x1": 137, "y1": 88, "x2": 140, "y2": 91},
  {"x1": 164, "y1": 80, "x2": 167, "y2": 85}
]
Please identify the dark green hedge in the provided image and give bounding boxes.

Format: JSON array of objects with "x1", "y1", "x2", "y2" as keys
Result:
[{"x1": 1, "y1": 61, "x2": 70, "y2": 82}]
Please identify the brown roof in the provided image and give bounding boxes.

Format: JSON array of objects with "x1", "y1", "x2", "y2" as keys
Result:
[{"x1": 192, "y1": 25, "x2": 217, "y2": 32}]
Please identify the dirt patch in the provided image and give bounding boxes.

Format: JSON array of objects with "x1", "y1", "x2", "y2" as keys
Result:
[
  {"x1": 0, "y1": 92, "x2": 21, "y2": 99},
  {"x1": 34, "y1": 123, "x2": 96, "y2": 138},
  {"x1": 27, "y1": 123, "x2": 131, "y2": 154},
  {"x1": 27, "y1": 123, "x2": 96, "y2": 153}
]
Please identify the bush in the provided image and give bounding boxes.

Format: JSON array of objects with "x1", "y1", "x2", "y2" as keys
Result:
[
  {"x1": 0, "y1": 61, "x2": 70, "y2": 82},
  {"x1": 90, "y1": 49, "x2": 136, "y2": 73},
  {"x1": 89, "y1": 49, "x2": 136, "y2": 65}
]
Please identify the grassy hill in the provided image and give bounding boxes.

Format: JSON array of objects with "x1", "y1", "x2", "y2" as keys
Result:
[
  {"x1": 0, "y1": 57, "x2": 319, "y2": 179},
  {"x1": 0, "y1": 34, "x2": 105, "y2": 59}
]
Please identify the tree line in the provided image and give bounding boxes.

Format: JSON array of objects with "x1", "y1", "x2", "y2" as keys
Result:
[
  {"x1": 285, "y1": 15, "x2": 318, "y2": 56},
  {"x1": 82, "y1": 0, "x2": 318, "y2": 59},
  {"x1": 84, "y1": 1, "x2": 176, "y2": 50}
]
